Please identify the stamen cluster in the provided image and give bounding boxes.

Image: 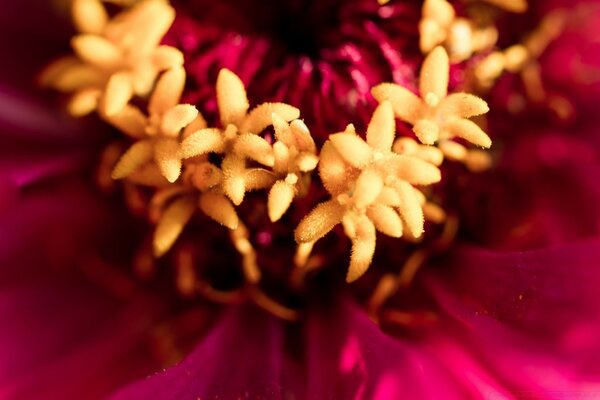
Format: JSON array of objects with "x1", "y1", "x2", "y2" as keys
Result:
[{"x1": 44, "y1": 0, "x2": 500, "y2": 285}]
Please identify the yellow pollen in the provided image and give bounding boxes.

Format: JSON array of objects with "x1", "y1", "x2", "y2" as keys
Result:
[
  {"x1": 419, "y1": 0, "x2": 500, "y2": 62},
  {"x1": 48, "y1": 0, "x2": 499, "y2": 305},
  {"x1": 472, "y1": 7, "x2": 572, "y2": 121},
  {"x1": 295, "y1": 101, "x2": 443, "y2": 282},
  {"x1": 42, "y1": 0, "x2": 182, "y2": 117},
  {"x1": 372, "y1": 46, "x2": 492, "y2": 169}
]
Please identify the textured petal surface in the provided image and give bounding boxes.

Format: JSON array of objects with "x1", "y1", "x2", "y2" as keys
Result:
[{"x1": 110, "y1": 306, "x2": 285, "y2": 400}]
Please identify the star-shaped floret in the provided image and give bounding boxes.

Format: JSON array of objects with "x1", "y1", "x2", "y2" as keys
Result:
[
  {"x1": 372, "y1": 46, "x2": 491, "y2": 163},
  {"x1": 420, "y1": 0, "x2": 498, "y2": 62},
  {"x1": 268, "y1": 114, "x2": 319, "y2": 222},
  {"x1": 179, "y1": 69, "x2": 300, "y2": 205},
  {"x1": 110, "y1": 66, "x2": 200, "y2": 183},
  {"x1": 41, "y1": 0, "x2": 183, "y2": 117},
  {"x1": 151, "y1": 185, "x2": 240, "y2": 257},
  {"x1": 474, "y1": 9, "x2": 566, "y2": 92},
  {"x1": 295, "y1": 102, "x2": 441, "y2": 282}
]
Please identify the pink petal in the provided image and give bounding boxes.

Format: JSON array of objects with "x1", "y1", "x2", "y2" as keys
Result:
[
  {"x1": 426, "y1": 240, "x2": 600, "y2": 372},
  {"x1": 0, "y1": 185, "x2": 165, "y2": 399},
  {"x1": 109, "y1": 305, "x2": 286, "y2": 399}
]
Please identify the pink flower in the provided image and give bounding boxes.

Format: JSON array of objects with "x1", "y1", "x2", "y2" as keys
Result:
[{"x1": 2, "y1": 0, "x2": 600, "y2": 399}]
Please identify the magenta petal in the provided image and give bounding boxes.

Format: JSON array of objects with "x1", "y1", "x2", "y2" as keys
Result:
[
  {"x1": 425, "y1": 280, "x2": 600, "y2": 398},
  {"x1": 0, "y1": 87, "x2": 108, "y2": 193},
  {"x1": 304, "y1": 299, "x2": 475, "y2": 400},
  {"x1": 426, "y1": 240, "x2": 600, "y2": 376},
  {"x1": 0, "y1": 187, "x2": 163, "y2": 399},
  {"x1": 0, "y1": 287, "x2": 162, "y2": 400},
  {"x1": 459, "y1": 131, "x2": 600, "y2": 250},
  {"x1": 109, "y1": 305, "x2": 286, "y2": 400}
]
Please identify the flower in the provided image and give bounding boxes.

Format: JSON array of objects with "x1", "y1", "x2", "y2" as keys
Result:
[
  {"x1": 371, "y1": 46, "x2": 492, "y2": 166},
  {"x1": 40, "y1": 0, "x2": 184, "y2": 117},
  {"x1": 109, "y1": 66, "x2": 200, "y2": 183},
  {"x1": 2, "y1": 0, "x2": 600, "y2": 399},
  {"x1": 295, "y1": 102, "x2": 442, "y2": 281}
]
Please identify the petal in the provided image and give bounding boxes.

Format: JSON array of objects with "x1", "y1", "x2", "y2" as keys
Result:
[
  {"x1": 413, "y1": 119, "x2": 440, "y2": 145},
  {"x1": 72, "y1": 0, "x2": 108, "y2": 35},
  {"x1": 66, "y1": 88, "x2": 101, "y2": 117},
  {"x1": 272, "y1": 112, "x2": 295, "y2": 146},
  {"x1": 290, "y1": 119, "x2": 316, "y2": 153},
  {"x1": 178, "y1": 128, "x2": 224, "y2": 159},
  {"x1": 199, "y1": 192, "x2": 239, "y2": 229},
  {"x1": 347, "y1": 216, "x2": 376, "y2": 282},
  {"x1": 44, "y1": 62, "x2": 105, "y2": 92},
  {"x1": 241, "y1": 103, "x2": 300, "y2": 135},
  {"x1": 305, "y1": 299, "x2": 469, "y2": 399},
  {"x1": 222, "y1": 155, "x2": 246, "y2": 206},
  {"x1": 161, "y1": 104, "x2": 199, "y2": 137},
  {"x1": 148, "y1": 66, "x2": 186, "y2": 116},
  {"x1": 109, "y1": 306, "x2": 285, "y2": 400},
  {"x1": 429, "y1": 241, "x2": 600, "y2": 341},
  {"x1": 216, "y1": 68, "x2": 249, "y2": 127},
  {"x1": 395, "y1": 181, "x2": 425, "y2": 238},
  {"x1": 371, "y1": 83, "x2": 423, "y2": 124},
  {"x1": 103, "y1": 104, "x2": 148, "y2": 139},
  {"x1": 295, "y1": 199, "x2": 344, "y2": 243},
  {"x1": 445, "y1": 118, "x2": 492, "y2": 148},
  {"x1": 0, "y1": 186, "x2": 163, "y2": 400},
  {"x1": 234, "y1": 133, "x2": 275, "y2": 166},
  {"x1": 154, "y1": 139, "x2": 182, "y2": 183},
  {"x1": 353, "y1": 168, "x2": 384, "y2": 209},
  {"x1": 319, "y1": 141, "x2": 353, "y2": 195},
  {"x1": 367, "y1": 204, "x2": 403, "y2": 238},
  {"x1": 272, "y1": 141, "x2": 290, "y2": 173},
  {"x1": 151, "y1": 46, "x2": 184, "y2": 71},
  {"x1": 422, "y1": 0, "x2": 455, "y2": 27},
  {"x1": 439, "y1": 93, "x2": 489, "y2": 119},
  {"x1": 243, "y1": 168, "x2": 276, "y2": 191},
  {"x1": 366, "y1": 101, "x2": 396, "y2": 152},
  {"x1": 111, "y1": 140, "x2": 153, "y2": 180},
  {"x1": 101, "y1": 72, "x2": 133, "y2": 117},
  {"x1": 419, "y1": 46, "x2": 449, "y2": 100},
  {"x1": 153, "y1": 195, "x2": 196, "y2": 257},
  {"x1": 481, "y1": 0, "x2": 527, "y2": 13},
  {"x1": 268, "y1": 180, "x2": 296, "y2": 222},
  {"x1": 329, "y1": 133, "x2": 372, "y2": 169},
  {"x1": 388, "y1": 154, "x2": 441, "y2": 185},
  {"x1": 71, "y1": 34, "x2": 121, "y2": 68},
  {"x1": 126, "y1": 0, "x2": 176, "y2": 55}
]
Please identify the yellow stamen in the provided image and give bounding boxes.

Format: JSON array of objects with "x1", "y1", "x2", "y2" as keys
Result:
[
  {"x1": 153, "y1": 195, "x2": 197, "y2": 257},
  {"x1": 480, "y1": 0, "x2": 527, "y2": 13},
  {"x1": 372, "y1": 46, "x2": 491, "y2": 168},
  {"x1": 175, "y1": 248, "x2": 197, "y2": 297},
  {"x1": 268, "y1": 180, "x2": 296, "y2": 222},
  {"x1": 112, "y1": 140, "x2": 154, "y2": 179},
  {"x1": 295, "y1": 102, "x2": 443, "y2": 281},
  {"x1": 198, "y1": 192, "x2": 239, "y2": 229},
  {"x1": 294, "y1": 242, "x2": 315, "y2": 268},
  {"x1": 367, "y1": 273, "x2": 398, "y2": 320},
  {"x1": 230, "y1": 223, "x2": 261, "y2": 283},
  {"x1": 247, "y1": 286, "x2": 300, "y2": 322},
  {"x1": 216, "y1": 69, "x2": 250, "y2": 127},
  {"x1": 398, "y1": 249, "x2": 429, "y2": 287},
  {"x1": 72, "y1": 0, "x2": 109, "y2": 35},
  {"x1": 43, "y1": 0, "x2": 181, "y2": 116}
]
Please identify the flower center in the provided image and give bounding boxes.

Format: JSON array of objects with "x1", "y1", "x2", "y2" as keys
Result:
[
  {"x1": 47, "y1": 0, "x2": 585, "y2": 329},
  {"x1": 172, "y1": 0, "x2": 343, "y2": 57}
]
